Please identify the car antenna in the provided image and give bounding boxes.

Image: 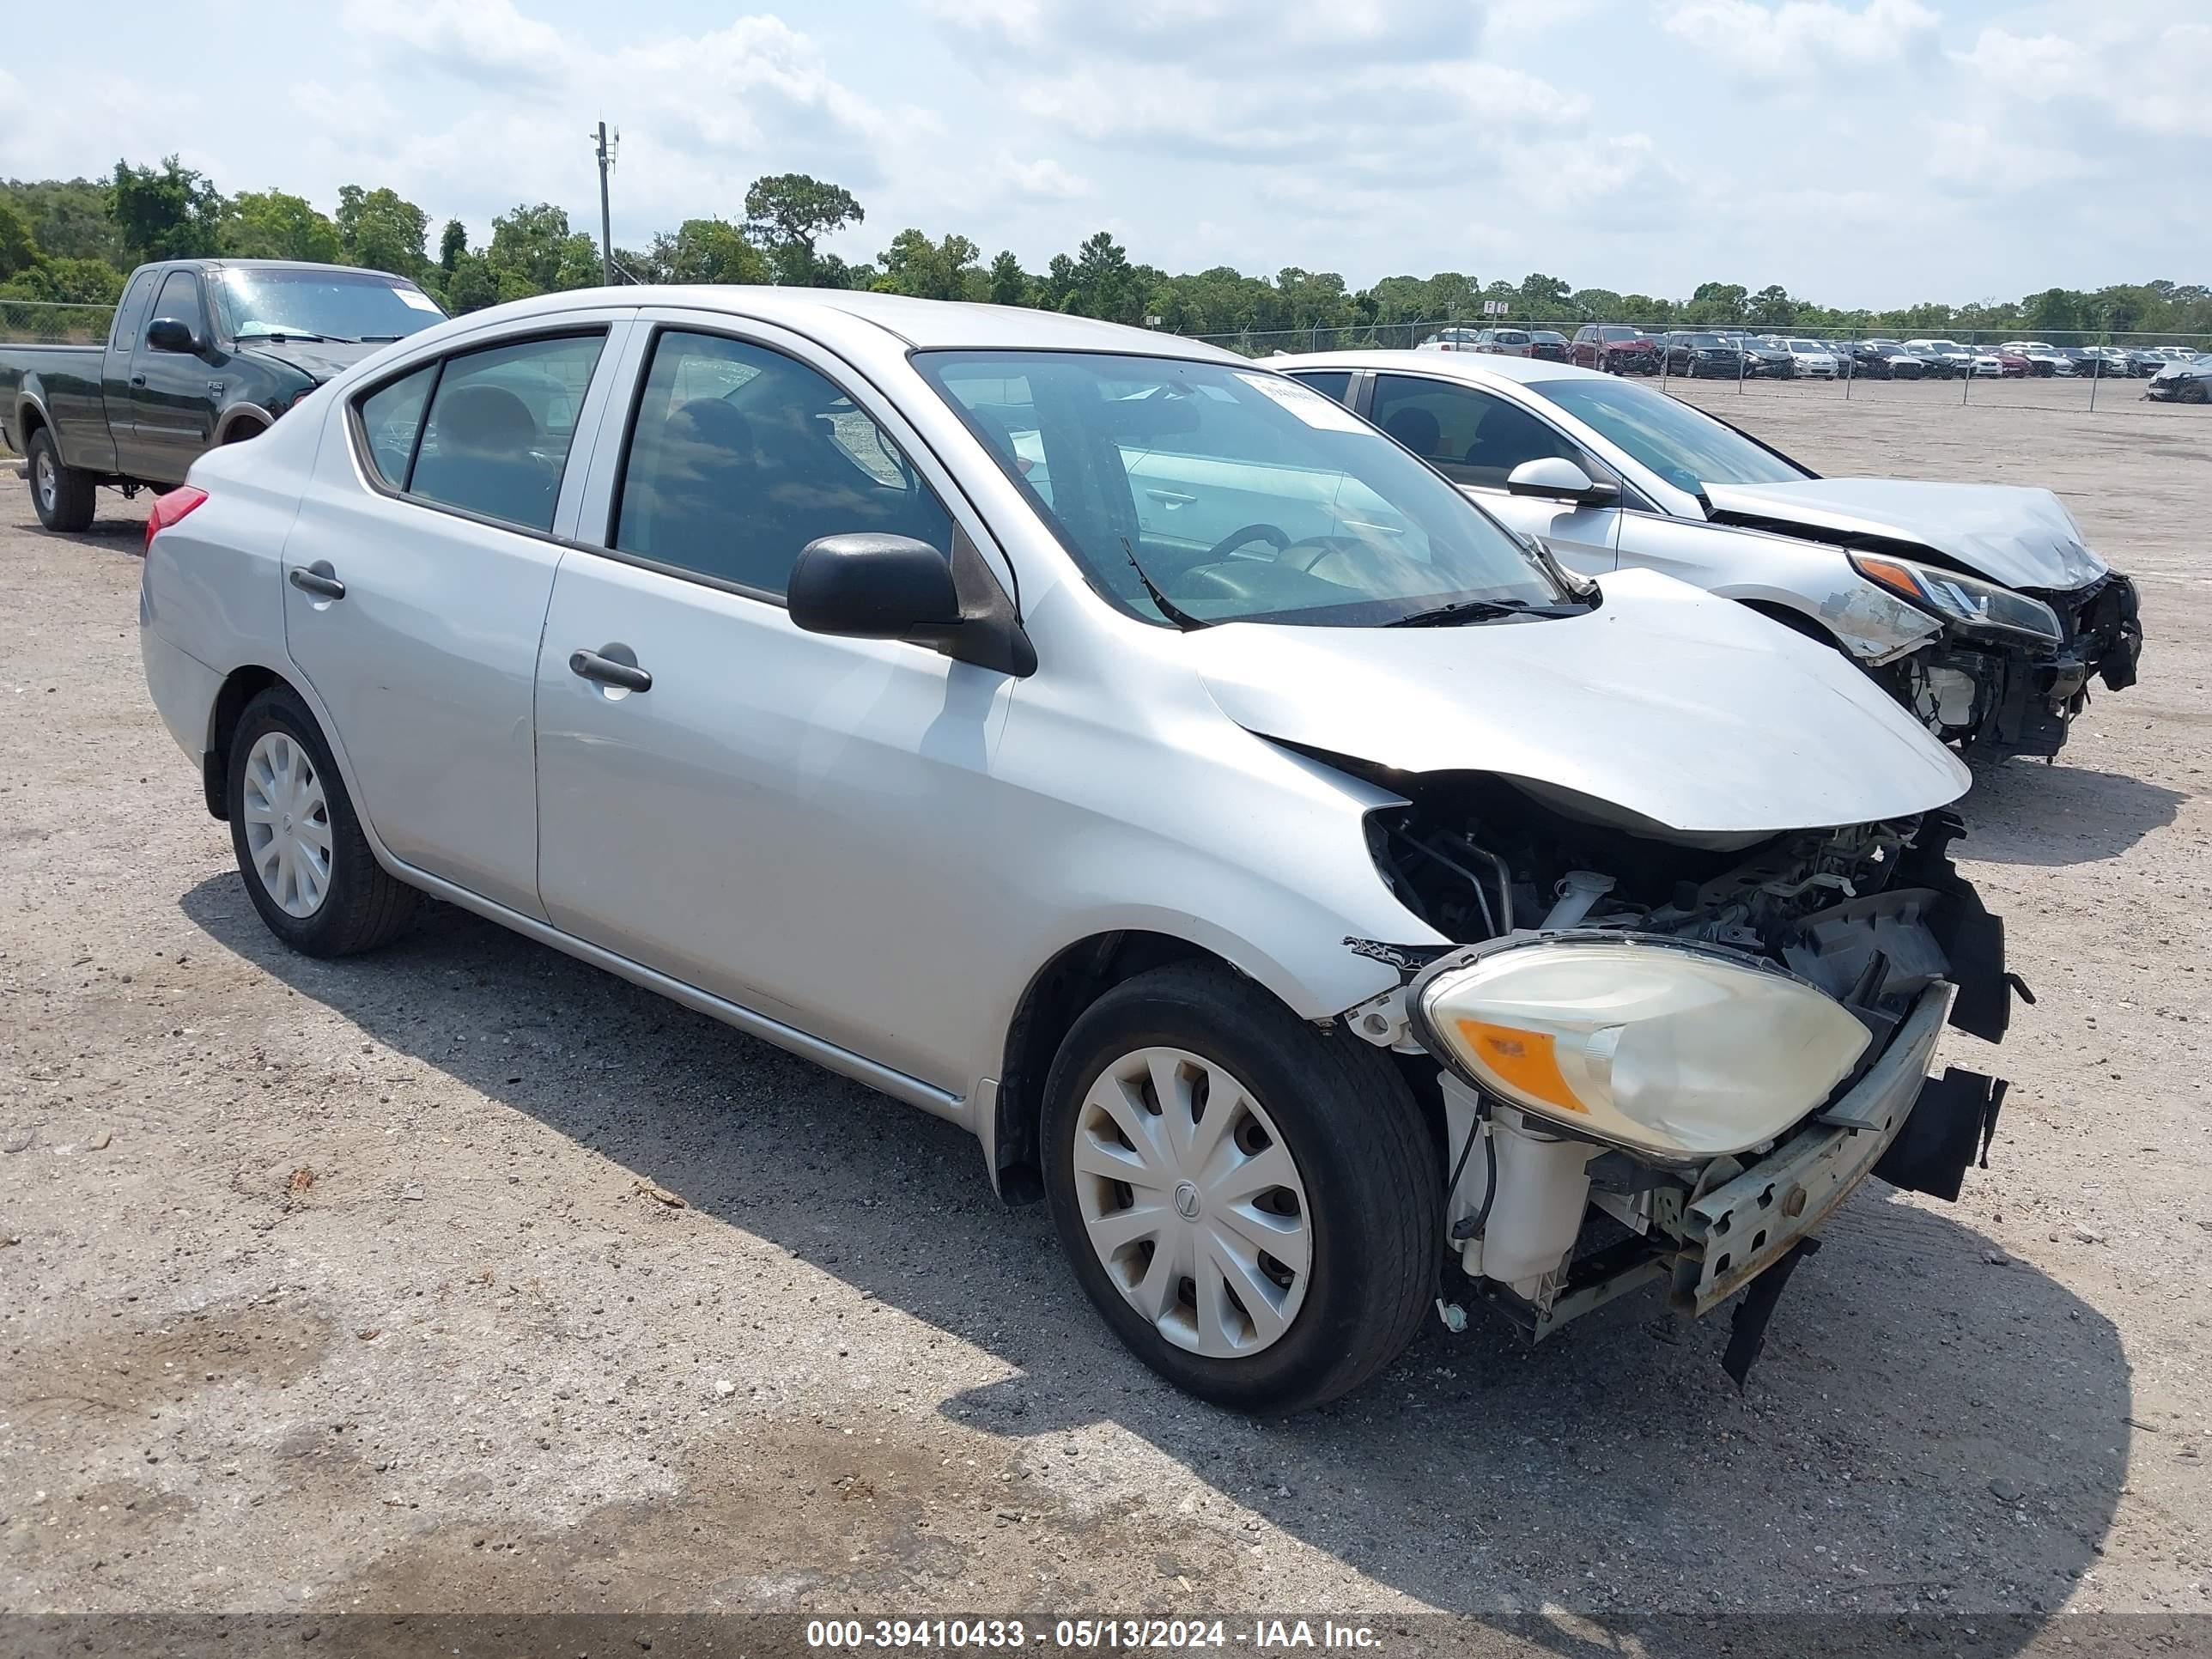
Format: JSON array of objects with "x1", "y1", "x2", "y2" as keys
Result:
[{"x1": 1121, "y1": 538, "x2": 1208, "y2": 631}]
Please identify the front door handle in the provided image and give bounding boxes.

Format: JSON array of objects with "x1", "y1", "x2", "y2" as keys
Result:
[
  {"x1": 569, "y1": 648, "x2": 652, "y2": 694},
  {"x1": 288, "y1": 566, "x2": 346, "y2": 600}
]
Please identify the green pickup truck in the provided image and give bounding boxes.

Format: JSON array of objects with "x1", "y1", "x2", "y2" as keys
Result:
[{"x1": 2, "y1": 258, "x2": 447, "y2": 531}]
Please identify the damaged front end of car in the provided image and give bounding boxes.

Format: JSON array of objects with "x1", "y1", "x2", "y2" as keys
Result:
[
  {"x1": 1332, "y1": 768, "x2": 2020, "y2": 1376},
  {"x1": 1863, "y1": 560, "x2": 2144, "y2": 760}
]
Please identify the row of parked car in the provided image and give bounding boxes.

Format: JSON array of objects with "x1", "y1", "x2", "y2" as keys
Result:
[{"x1": 1422, "y1": 325, "x2": 2206, "y2": 387}]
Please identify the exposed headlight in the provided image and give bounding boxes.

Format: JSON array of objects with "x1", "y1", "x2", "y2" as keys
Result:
[
  {"x1": 1412, "y1": 936, "x2": 1870, "y2": 1163},
  {"x1": 1849, "y1": 552, "x2": 2063, "y2": 642}
]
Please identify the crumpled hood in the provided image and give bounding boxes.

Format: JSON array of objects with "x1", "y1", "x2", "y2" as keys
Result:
[
  {"x1": 1702, "y1": 477, "x2": 2108, "y2": 592},
  {"x1": 234, "y1": 339, "x2": 384, "y2": 384},
  {"x1": 1188, "y1": 568, "x2": 1970, "y2": 839}
]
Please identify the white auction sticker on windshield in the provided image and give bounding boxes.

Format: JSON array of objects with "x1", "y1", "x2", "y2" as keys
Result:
[
  {"x1": 396, "y1": 289, "x2": 443, "y2": 312},
  {"x1": 1235, "y1": 372, "x2": 1368, "y2": 433}
]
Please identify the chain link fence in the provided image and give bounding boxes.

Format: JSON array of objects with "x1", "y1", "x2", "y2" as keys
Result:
[
  {"x1": 1, "y1": 299, "x2": 118, "y2": 345},
  {"x1": 1182, "y1": 319, "x2": 2212, "y2": 410}
]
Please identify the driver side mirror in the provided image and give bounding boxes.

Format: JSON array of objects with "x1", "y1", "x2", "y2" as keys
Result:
[
  {"x1": 145, "y1": 318, "x2": 204, "y2": 355},
  {"x1": 1507, "y1": 457, "x2": 1619, "y2": 507},
  {"x1": 788, "y1": 532, "x2": 1036, "y2": 678}
]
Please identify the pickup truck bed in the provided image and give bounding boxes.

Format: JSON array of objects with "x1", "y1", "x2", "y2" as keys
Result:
[{"x1": 3, "y1": 257, "x2": 445, "y2": 531}]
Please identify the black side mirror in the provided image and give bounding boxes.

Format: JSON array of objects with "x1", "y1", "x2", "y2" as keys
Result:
[
  {"x1": 790, "y1": 534, "x2": 961, "y2": 641},
  {"x1": 145, "y1": 318, "x2": 201, "y2": 354},
  {"x1": 788, "y1": 532, "x2": 1037, "y2": 677}
]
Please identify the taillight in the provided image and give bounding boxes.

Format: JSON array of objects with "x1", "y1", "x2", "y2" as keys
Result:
[{"x1": 145, "y1": 485, "x2": 209, "y2": 555}]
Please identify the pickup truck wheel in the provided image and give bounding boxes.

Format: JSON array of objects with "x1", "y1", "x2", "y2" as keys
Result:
[
  {"x1": 227, "y1": 687, "x2": 416, "y2": 957},
  {"x1": 26, "y1": 428, "x2": 96, "y2": 532},
  {"x1": 1042, "y1": 962, "x2": 1439, "y2": 1414}
]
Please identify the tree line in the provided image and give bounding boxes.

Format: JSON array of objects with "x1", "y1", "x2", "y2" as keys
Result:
[{"x1": 3, "y1": 156, "x2": 2206, "y2": 344}]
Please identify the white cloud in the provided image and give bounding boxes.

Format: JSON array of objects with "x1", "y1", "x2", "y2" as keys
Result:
[
  {"x1": 337, "y1": 0, "x2": 568, "y2": 88},
  {"x1": 1662, "y1": 0, "x2": 1938, "y2": 78},
  {"x1": 998, "y1": 157, "x2": 1094, "y2": 201}
]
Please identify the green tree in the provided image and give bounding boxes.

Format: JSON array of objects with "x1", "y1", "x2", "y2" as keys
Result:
[
  {"x1": 988, "y1": 249, "x2": 1030, "y2": 307},
  {"x1": 335, "y1": 185, "x2": 429, "y2": 278},
  {"x1": 485, "y1": 202, "x2": 573, "y2": 293},
  {"x1": 743, "y1": 173, "x2": 863, "y2": 286},
  {"x1": 1, "y1": 257, "x2": 125, "y2": 305},
  {"x1": 647, "y1": 217, "x2": 767, "y2": 285},
  {"x1": 0, "y1": 178, "x2": 123, "y2": 264},
  {"x1": 0, "y1": 199, "x2": 35, "y2": 281},
  {"x1": 874, "y1": 228, "x2": 979, "y2": 301},
  {"x1": 1516, "y1": 273, "x2": 1572, "y2": 320},
  {"x1": 442, "y1": 252, "x2": 501, "y2": 314},
  {"x1": 1747, "y1": 284, "x2": 1797, "y2": 328},
  {"x1": 223, "y1": 190, "x2": 343, "y2": 264},
  {"x1": 1684, "y1": 282, "x2": 1749, "y2": 325},
  {"x1": 438, "y1": 218, "x2": 468, "y2": 276},
  {"x1": 1066, "y1": 230, "x2": 1137, "y2": 323},
  {"x1": 109, "y1": 156, "x2": 223, "y2": 264}
]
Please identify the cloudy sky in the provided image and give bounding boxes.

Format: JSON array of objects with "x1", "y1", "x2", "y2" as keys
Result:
[{"x1": 4, "y1": 0, "x2": 2205, "y2": 306}]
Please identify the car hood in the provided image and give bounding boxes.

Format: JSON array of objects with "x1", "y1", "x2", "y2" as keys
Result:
[
  {"x1": 1186, "y1": 568, "x2": 1969, "y2": 841},
  {"x1": 234, "y1": 339, "x2": 386, "y2": 383},
  {"x1": 1700, "y1": 477, "x2": 2109, "y2": 591}
]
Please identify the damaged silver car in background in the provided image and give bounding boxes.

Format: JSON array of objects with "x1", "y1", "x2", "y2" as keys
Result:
[
  {"x1": 143, "y1": 291, "x2": 2022, "y2": 1414},
  {"x1": 1272, "y1": 350, "x2": 2144, "y2": 760}
]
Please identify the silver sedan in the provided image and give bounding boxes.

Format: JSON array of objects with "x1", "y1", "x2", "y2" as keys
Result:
[{"x1": 141, "y1": 289, "x2": 2016, "y2": 1412}]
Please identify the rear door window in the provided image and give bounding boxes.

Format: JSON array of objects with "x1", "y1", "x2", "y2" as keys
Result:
[{"x1": 406, "y1": 333, "x2": 606, "y2": 533}]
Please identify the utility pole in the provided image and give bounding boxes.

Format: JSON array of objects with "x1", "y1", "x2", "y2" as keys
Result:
[{"x1": 592, "y1": 121, "x2": 619, "y2": 287}]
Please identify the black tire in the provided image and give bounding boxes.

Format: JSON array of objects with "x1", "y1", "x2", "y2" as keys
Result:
[
  {"x1": 1041, "y1": 961, "x2": 1440, "y2": 1414},
  {"x1": 227, "y1": 685, "x2": 416, "y2": 957},
  {"x1": 26, "y1": 427, "x2": 96, "y2": 532}
]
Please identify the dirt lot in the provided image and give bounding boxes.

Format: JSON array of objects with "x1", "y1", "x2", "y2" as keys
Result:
[{"x1": 3, "y1": 390, "x2": 2209, "y2": 1653}]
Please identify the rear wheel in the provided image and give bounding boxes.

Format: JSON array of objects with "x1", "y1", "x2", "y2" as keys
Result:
[
  {"x1": 1042, "y1": 962, "x2": 1440, "y2": 1414},
  {"x1": 227, "y1": 687, "x2": 417, "y2": 957},
  {"x1": 26, "y1": 428, "x2": 95, "y2": 533}
]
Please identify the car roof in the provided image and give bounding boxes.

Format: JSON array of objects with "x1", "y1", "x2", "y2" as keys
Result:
[
  {"x1": 423, "y1": 285, "x2": 1248, "y2": 361},
  {"x1": 1266, "y1": 347, "x2": 1612, "y2": 388}
]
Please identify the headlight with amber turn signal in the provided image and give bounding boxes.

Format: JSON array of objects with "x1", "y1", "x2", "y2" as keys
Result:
[
  {"x1": 1848, "y1": 552, "x2": 2062, "y2": 643},
  {"x1": 1411, "y1": 936, "x2": 1871, "y2": 1163}
]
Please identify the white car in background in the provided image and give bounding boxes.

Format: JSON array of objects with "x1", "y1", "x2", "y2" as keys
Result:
[
  {"x1": 1267, "y1": 349, "x2": 2142, "y2": 761},
  {"x1": 1783, "y1": 338, "x2": 1839, "y2": 379}
]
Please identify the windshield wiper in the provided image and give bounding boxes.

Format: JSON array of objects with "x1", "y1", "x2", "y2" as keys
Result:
[
  {"x1": 1386, "y1": 598, "x2": 1558, "y2": 628},
  {"x1": 243, "y1": 330, "x2": 355, "y2": 344},
  {"x1": 1121, "y1": 539, "x2": 1208, "y2": 632},
  {"x1": 356, "y1": 334, "x2": 406, "y2": 343}
]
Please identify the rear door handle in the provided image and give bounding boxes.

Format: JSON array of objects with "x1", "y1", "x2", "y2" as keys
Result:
[
  {"x1": 129, "y1": 374, "x2": 148, "y2": 388},
  {"x1": 569, "y1": 649, "x2": 652, "y2": 694},
  {"x1": 288, "y1": 567, "x2": 346, "y2": 600},
  {"x1": 1145, "y1": 488, "x2": 1197, "y2": 507}
]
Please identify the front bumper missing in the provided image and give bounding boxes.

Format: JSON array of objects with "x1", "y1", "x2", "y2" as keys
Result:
[{"x1": 1672, "y1": 982, "x2": 1952, "y2": 1316}]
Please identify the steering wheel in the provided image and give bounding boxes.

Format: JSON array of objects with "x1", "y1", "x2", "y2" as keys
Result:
[
  {"x1": 1202, "y1": 523, "x2": 1290, "y2": 561},
  {"x1": 1271, "y1": 534, "x2": 1370, "y2": 574}
]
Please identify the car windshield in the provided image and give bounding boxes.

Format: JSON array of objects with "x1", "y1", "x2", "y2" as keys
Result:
[
  {"x1": 1534, "y1": 375, "x2": 1810, "y2": 494},
  {"x1": 213, "y1": 269, "x2": 447, "y2": 343},
  {"x1": 915, "y1": 350, "x2": 1565, "y2": 628},
  {"x1": 1689, "y1": 333, "x2": 1726, "y2": 347},
  {"x1": 1600, "y1": 327, "x2": 1641, "y2": 341},
  {"x1": 1789, "y1": 341, "x2": 1822, "y2": 352},
  {"x1": 1530, "y1": 331, "x2": 1566, "y2": 343}
]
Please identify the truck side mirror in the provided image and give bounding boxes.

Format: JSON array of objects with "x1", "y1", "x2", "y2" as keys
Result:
[{"x1": 146, "y1": 318, "x2": 202, "y2": 355}]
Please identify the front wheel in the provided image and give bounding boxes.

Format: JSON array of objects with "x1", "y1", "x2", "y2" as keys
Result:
[
  {"x1": 227, "y1": 686, "x2": 418, "y2": 957},
  {"x1": 1042, "y1": 963, "x2": 1440, "y2": 1414},
  {"x1": 26, "y1": 428, "x2": 96, "y2": 532}
]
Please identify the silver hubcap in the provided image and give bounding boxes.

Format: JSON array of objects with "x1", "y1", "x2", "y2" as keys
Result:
[
  {"x1": 34, "y1": 450, "x2": 56, "y2": 511},
  {"x1": 240, "y1": 732, "x2": 332, "y2": 918},
  {"x1": 1073, "y1": 1046, "x2": 1311, "y2": 1358}
]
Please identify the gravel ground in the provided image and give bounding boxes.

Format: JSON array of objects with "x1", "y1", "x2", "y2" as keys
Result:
[{"x1": 2, "y1": 391, "x2": 2209, "y2": 1652}]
